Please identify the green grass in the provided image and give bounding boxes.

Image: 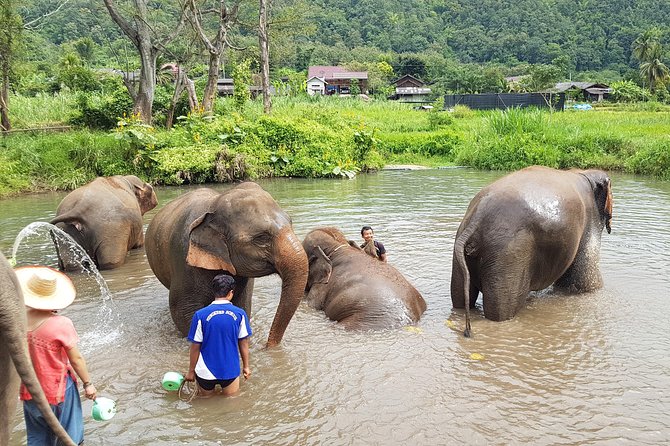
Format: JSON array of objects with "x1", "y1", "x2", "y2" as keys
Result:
[{"x1": 1, "y1": 93, "x2": 669, "y2": 198}]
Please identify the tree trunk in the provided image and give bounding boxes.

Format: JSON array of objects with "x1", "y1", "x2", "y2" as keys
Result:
[
  {"x1": 259, "y1": 0, "x2": 271, "y2": 114},
  {"x1": 202, "y1": 51, "x2": 220, "y2": 112},
  {"x1": 0, "y1": 69, "x2": 10, "y2": 132}
]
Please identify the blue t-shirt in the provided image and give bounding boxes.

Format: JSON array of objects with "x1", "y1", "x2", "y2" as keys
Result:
[{"x1": 187, "y1": 301, "x2": 252, "y2": 380}]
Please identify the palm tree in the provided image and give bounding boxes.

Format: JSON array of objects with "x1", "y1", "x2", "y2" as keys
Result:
[
  {"x1": 632, "y1": 29, "x2": 662, "y2": 64},
  {"x1": 640, "y1": 58, "x2": 670, "y2": 93}
]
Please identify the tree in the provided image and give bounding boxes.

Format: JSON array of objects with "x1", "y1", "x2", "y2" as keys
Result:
[
  {"x1": 186, "y1": 0, "x2": 242, "y2": 113},
  {"x1": 259, "y1": 0, "x2": 271, "y2": 113},
  {"x1": 640, "y1": 58, "x2": 670, "y2": 93},
  {"x1": 632, "y1": 28, "x2": 662, "y2": 65},
  {"x1": 102, "y1": 0, "x2": 186, "y2": 123},
  {"x1": 0, "y1": 0, "x2": 21, "y2": 131},
  {"x1": 232, "y1": 59, "x2": 251, "y2": 110}
]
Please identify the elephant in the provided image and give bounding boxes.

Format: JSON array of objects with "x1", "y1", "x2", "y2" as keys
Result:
[
  {"x1": 145, "y1": 182, "x2": 308, "y2": 347},
  {"x1": 302, "y1": 227, "x2": 426, "y2": 330},
  {"x1": 0, "y1": 253, "x2": 76, "y2": 446},
  {"x1": 50, "y1": 175, "x2": 158, "y2": 270},
  {"x1": 450, "y1": 165, "x2": 613, "y2": 337}
]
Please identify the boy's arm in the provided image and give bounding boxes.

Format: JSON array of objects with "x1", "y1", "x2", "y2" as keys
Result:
[
  {"x1": 185, "y1": 343, "x2": 201, "y2": 381},
  {"x1": 238, "y1": 337, "x2": 251, "y2": 379}
]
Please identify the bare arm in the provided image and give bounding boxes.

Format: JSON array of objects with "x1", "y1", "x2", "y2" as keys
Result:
[
  {"x1": 185, "y1": 343, "x2": 201, "y2": 381},
  {"x1": 380, "y1": 253, "x2": 387, "y2": 263},
  {"x1": 67, "y1": 346, "x2": 96, "y2": 400},
  {"x1": 238, "y1": 337, "x2": 251, "y2": 379}
]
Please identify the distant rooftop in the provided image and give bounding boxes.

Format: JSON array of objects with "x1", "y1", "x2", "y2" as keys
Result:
[{"x1": 308, "y1": 66, "x2": 368, "y2": 80}]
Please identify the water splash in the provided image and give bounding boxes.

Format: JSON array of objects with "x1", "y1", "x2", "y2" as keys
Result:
[{"x1": 12, "y1": 222, "x2": 123, "y2": 353}]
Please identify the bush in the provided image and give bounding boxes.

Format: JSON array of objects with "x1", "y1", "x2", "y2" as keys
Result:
[
  {"x1": 626, "y1": 142, "x2": 670, "y2": 179},
  {"x1": 69, "y1": 89, "x2": 133, "y2": 130},
  {"x1": 609, "y1": 80, "x2": 651, "y2": 103}
]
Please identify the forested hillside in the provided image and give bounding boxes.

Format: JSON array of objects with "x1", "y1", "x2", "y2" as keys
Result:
[{"x1": 18, "y1": 0, "x2": 670, "y2": 77}]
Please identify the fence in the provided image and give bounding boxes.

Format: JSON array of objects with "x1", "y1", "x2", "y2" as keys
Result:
[{"x1": 443, "y1": 93, "x2": 565, "y2": 111}]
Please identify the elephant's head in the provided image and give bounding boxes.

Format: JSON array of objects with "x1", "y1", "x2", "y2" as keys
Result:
[
  {"x1": 302, "y1": 227, "x2": 357, "y2": 292},
  {"x1": 581, "y1": 170, "x2": 613, "y2": 234},
  {"x1": 121, "y1": 175, "x2": 158, "y2": 215},
  {"x1": 185, "y1": 182, "x2": 308, "y2": 347}
]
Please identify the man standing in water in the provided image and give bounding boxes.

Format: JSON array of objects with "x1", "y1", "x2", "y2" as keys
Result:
[
  {"x1": 185, "y1": 274, "x2": 252, "y2": 397},
  {"x1": 360, "y1": 226, "x2": 387, "y2": 262}
]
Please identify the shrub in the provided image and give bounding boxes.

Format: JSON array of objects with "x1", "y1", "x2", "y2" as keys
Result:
[
  {"x1": 626, "y1": 142, "x2": 670, "y2": 179},
  {"x1": 609, "y1": 80, "x2": 651, "y2": 103}
]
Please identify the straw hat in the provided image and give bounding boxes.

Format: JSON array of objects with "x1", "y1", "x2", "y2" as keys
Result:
[{"x1": 14, "y1": 266, "x2": 76, "y2": 310}]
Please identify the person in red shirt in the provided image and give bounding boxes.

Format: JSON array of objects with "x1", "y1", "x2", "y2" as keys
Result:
[{"x1": 15, "y1": 266, "x2": 97, "y2": 446}]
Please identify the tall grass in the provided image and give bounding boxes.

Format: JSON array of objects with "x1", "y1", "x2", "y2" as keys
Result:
[{"x1": 8, "y1": 93, "x2": 76, "y2": 128}]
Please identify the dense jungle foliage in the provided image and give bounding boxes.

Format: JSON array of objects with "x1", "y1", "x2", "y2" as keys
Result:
[{"x1": 8, "y1": 0, "x2": 670, "y2": 93}]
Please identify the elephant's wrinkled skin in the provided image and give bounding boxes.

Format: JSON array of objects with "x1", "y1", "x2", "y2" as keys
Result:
[
  {"x1": 451, "y1": 166, "x2": 613, "y2": 336},
  {"x1": 51, "y1": 175, "x2": 158, "y2": 270},
  {"x1": 145, "y1": 182, "x2": 308, "y2": 347},
  {"x1": 0, "y1": 253, "x2": 76, "y2": 446},
  {"x1": 303, "y1": 227, "x2": 426, "y2": 330}
]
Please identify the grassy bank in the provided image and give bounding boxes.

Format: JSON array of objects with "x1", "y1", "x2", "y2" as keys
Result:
[{"x1": 1, "y1": 94, "x2": 669, "y2": 197}]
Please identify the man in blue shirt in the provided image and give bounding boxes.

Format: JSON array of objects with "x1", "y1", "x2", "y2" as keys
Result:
[{"x1": 185, "y1": 274, "x2": 252, "y2": 397}]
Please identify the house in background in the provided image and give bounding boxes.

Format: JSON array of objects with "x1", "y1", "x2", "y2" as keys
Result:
[
  {"x1": 307, "y1": 66, "x2": 368, "y2": 95},
  {"x1": 388, "y1": 74, "x2": 432, "y2": 103},
  {"x1": 217, "y1": 78, "x2": 234, "y2": 96},
  {"x1": 306, "y1": 76, "x2": 327, "y2": 96},
  {"x1": 553, "y1": 82, "x2": 611, "y2": 102}
]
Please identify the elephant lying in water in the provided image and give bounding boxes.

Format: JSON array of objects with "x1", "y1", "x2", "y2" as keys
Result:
[
  {"x1": 145, "y1": 182, "x2": 308, "y2": 347},
  {"x1": 0, "y1": 253, "x2": 76, "y2": 446},
  {"x1": 51, "y1": 175, "x2": 158, "y2": 270},
  {"x1": 450, "y1": 166, "x2": 613, "y2": 337},
  {"x1": 303, "y1": 227, "x2": 426, "y2": 330}
]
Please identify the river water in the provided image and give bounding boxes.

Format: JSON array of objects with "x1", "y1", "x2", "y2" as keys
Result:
[{"x1": 3, "y1": 168, "x2": 669, "y2": 445}]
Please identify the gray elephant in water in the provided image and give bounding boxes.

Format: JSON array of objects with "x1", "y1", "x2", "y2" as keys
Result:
[
  {"x1": 302, "y1": 227, "x2": 426, "y2": 329},
  {"x1": 0, "y1": 253, "x2": 76, "y2": 446},
  {"x1": 451, "y1": 165, "x2": 613, "y2": 337},
  {"x1": 145, "y1": 182, "x2": 308, "y2": 347},
  {"x1": 51, "y1": 175, "x2": 158, "y2": 270}
]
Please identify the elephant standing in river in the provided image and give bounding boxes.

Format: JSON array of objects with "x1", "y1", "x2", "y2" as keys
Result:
[
  {"x1": 145, "y1": 182, "x2": 308, "y2": 347},
  {"x1": 303, "y1": 227, "x2": 426, "y2": 329},
  {"x1": 51, "y1": 175, "x2": 158, "y2": 270},
  {"x1": 451, "y1": 166, "x2": 613, "y2": 336},
  {"x1": 0, "y1": 253, "x2": 76, "y2": 446}
]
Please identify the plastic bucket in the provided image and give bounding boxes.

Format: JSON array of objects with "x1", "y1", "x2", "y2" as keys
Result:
[
  {"x1": 91, "y1": 397, "x2": 116, "y2": 421},
  {"x1": 162, "y1": 372, "x2": 184, "y2": 391}
]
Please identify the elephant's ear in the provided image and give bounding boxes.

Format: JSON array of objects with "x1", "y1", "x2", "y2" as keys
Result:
[
  {"x1": 186, "y1": 212, "x2": 237, "y2": 274},
  {"x1": 125, "y1": 176, "x2": 157, "y2": 215},
  {"x1": 585, "y1": 170, "x2": 613, "y2": 234},
  {"x1": 309, "y1": 246, "x2": 332, "y2": 284}
]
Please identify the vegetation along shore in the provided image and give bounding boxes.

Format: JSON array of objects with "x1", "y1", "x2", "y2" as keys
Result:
[{"x1": 1, "y1": 94, "x2": 669, "y2": 198}]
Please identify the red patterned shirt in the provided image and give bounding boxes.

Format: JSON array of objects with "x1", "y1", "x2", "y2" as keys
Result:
[{"x1": 20, "y1": 315, "x2": 79, "y2": 405}]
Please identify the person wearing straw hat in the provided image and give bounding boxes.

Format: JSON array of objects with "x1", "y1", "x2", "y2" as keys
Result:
[{"x1": 15, "y1": 266, "x2": 97, "y2": 446}]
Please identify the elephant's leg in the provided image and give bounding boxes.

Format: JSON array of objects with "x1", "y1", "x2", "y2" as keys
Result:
[
  {"x1": 96, "y1": 228, "x2": 133, "y2": 270},
  {"x1": 169, "y1": 271, "x2": 217, "y2": 336},
  {"x1": 231, "y1": 277, "x2": 254, "y2": 317},
  {"x1": 555, "y1": 232, "x2": 603, "y2": 292},
  {"x1": 480, "y1": 253, "x2": 531, "y2": 321}
]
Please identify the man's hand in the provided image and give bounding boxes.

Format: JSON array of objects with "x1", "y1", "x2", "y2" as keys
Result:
[
  {"x1": 243, "y1": 367, "x2": 251, "y2": 380},
  {"x1": 185, "y1": 370, "x2": 195, "y2": 382}
]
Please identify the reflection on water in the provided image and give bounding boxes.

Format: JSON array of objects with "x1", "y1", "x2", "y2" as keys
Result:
[{"x1": 2, "y1": 169, "x2": 669, "y2": 445}]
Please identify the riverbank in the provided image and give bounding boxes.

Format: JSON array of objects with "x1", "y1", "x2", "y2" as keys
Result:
[{"x1": 1, "y1": 95, "x2": 669, "y2": 198}]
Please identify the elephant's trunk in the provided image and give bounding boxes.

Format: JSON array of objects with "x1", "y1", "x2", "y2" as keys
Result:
[{"x1": 267, "y1": 227, "x2": 308, "y2": 348}]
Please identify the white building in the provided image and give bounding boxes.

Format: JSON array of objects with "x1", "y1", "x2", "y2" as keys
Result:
[{"x1": 306, "y1": 76, "x2": 327, "y2": 96}]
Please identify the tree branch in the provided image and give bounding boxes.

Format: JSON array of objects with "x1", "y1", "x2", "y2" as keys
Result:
[
  {"x1": 102, "y1": 0, "x2": 139, "y2": 44},
  {"x1": 23, "y1": 0, "x2": 72, "y2": 29}
]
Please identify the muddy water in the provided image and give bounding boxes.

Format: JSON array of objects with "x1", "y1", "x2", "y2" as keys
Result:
[{"x1": 3, "y1": 169, "x2": 669, "y2": 445}]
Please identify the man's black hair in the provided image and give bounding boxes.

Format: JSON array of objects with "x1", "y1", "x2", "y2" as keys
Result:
[
  {"x1": 212, "y1": 274, "x2": 236, "y2": 297},
  {"x1": 361, "y1": 226, "x2": 373, "y2": 236}
]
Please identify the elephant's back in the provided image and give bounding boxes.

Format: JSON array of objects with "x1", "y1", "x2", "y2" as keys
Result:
[
  {"x1": 146, "y1": 189, "x2": 219, "y2": 286},
  {"x1": 328, "y1": 252, "x2": 426, "y2": 326}
]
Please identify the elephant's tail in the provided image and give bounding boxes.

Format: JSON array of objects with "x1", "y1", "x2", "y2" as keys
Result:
[
  {"x1": 8, "y1": 327, "x2": 77, "y2": 445},
  {"x1": 454, "y1": 228, "x2": 473, "y2": 338}
]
